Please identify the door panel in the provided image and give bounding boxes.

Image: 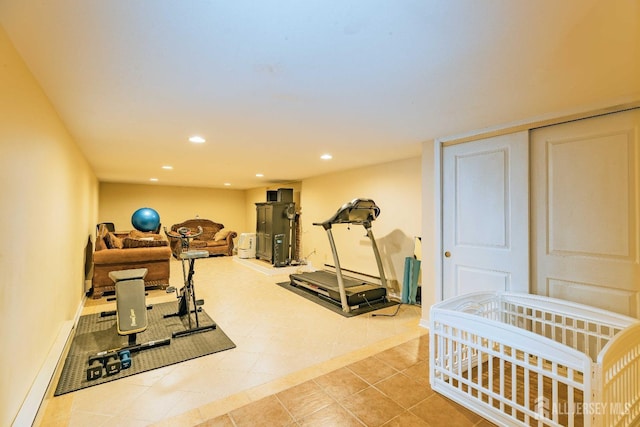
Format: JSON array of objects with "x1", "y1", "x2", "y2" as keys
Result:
[
  {"x1": 442, "y1": 131, "x2": 529, "y2": 299},
  {"x1": 531, "y1": 109, "x2": 640, "y2": 318},
  {"x1": 456, "y1": 266, "x2": 511, "y2": 294}
]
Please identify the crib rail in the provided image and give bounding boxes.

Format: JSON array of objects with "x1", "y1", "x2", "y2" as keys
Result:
[
  {"x1": 438, "y1": 292, "x2": 633, "y2": 361},
  {"x1": 497, "y1": 293, "x2": 632, "y2": 362}
]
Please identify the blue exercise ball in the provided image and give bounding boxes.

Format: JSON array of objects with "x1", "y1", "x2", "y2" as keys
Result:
[{"x1": 131, "y1": 207, "x2": 160, "y2": 232}]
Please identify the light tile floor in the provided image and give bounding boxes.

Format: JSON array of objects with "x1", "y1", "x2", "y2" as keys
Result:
[{"x1": 36, "y1": 256, "x2": 431, "y2": 426}]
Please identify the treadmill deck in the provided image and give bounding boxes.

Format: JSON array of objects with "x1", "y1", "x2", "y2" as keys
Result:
[{"x1": 289, "y1": 270, "x2": 387, "y2": 307}]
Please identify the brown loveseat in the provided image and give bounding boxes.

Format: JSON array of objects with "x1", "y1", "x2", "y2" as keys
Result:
[
  {"x1": 169, "y1": 219, "x2": 237, "y2": 258},
  {"x1": 91, "y1": 224, "x2": 172, "y2": 299}
]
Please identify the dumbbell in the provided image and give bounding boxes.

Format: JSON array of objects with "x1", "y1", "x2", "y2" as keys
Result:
[
  {"x1": 118, "y1": 350, "x2": 132, "y2": 369},
  {"x1": 104, "y1": 352, "x2": 121, "y2": 376},
  {"x1": 86, "y1": 356, "x2": 103, "y2": 381}
]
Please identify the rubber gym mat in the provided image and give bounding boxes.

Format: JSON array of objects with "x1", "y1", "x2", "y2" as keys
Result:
[
  {"x1": 276, "y1": 281, "x2": 400, "y2": 317},
  {"x1": 54, "y1": 301, "x2": 235, "y2": 395}
]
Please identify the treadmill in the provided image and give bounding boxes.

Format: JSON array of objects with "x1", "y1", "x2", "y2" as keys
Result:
[{"x1": 289, "y1": 198, "x2": 388, "y2": 313}]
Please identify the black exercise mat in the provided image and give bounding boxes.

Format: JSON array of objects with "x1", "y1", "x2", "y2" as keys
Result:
[
  {"x1": 55, "y1": 301, "x2": 235, "y2": 395},
  {"x1": 276, "y1": 281, "x2": 399, "y2": 317}
]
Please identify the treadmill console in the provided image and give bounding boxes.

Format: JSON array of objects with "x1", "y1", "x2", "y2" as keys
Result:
[{"x1": 314, "y1": 198, "x2": 380, "y2": 229}]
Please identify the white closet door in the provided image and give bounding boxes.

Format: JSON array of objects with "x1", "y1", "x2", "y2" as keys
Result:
[
  {"x1": 531, "y1": 109, "x2": 640, "y2": 318},
  {"x1": 442, "y1": 131, "x2": 529, "y2": 299}
]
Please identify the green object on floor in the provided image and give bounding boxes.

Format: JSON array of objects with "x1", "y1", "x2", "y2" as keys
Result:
[
  {"x1": 402, "y1": 257, "x2": 421, "y2": 304},
  {"x1": 409, "y1": 258, "x2": 421, "y2": 304}
]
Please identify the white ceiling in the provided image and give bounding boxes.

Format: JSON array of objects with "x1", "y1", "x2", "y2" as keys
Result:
[{"x1": 1, "y1": 1, "x2": 638, "y2": 189}]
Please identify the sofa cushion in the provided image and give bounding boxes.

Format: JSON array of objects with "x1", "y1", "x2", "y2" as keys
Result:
[
  {"x1": 105, "y1": 232, "x2": 123, "y2": 249},
  {"x1": 129, "y1": 230, "x2": 163, "y2": 239},
  {"x1": 93, "y1": 246, "x2": 172, "y2": 264},
  {"x1": 214, "y1": 229, "x2": 231, "y2": 241},
  {"x1": 198, "y1": 226, "x2": 218, "y2": 241},
  {"x1": 122, "y1": 237, "x2": 168, "y2": 248},
  {"x1": 189, "y1": 240, "x2": 208, "y2": 249}
]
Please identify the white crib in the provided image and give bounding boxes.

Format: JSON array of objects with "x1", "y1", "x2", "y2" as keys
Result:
[{"x1": 429, "y1": 292, "x2": 640, "y2": 427}]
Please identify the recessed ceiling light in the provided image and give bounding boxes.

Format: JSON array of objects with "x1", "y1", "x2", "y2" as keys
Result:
[
  {"x1": 189, "y1": 135, "x2": 206, "y2": 143},
  {"x1": 224, "y1": 182, "x2": 231, "y2": 186},
  {"x1": 256, "y1": 173, "x2": 264, "y2": 177},
  {"x1": 320, "y1": 153, "x2": 333, "y2": 160},
  {"x1": 161, "y1": 165, "x2": 173, "y2": 170},
  {"x1": 150, "y1": 178, "x2": 158, "y2": 182}
]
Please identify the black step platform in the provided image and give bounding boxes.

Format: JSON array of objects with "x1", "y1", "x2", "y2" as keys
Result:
[{"x1": 290, "y1": 270, "x2": 387, "y2": 308}]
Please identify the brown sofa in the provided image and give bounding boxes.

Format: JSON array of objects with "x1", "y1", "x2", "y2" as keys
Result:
[
  {"x1": 169, "y1": 219, "x2": 237, "y2": 258},
  {"x1": 91, "y1": 224, "x2": 171, "y2": 299}
]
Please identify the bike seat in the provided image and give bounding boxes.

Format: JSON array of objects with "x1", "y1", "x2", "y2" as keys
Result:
[{"x1": 180, "y1": 250, "x2": 209, "y2": 260}]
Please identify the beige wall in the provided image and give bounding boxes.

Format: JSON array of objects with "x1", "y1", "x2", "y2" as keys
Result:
[
  {"x1": 99, "y1": 183, "x2": 247, "y2": 236},
  {"x1": 300, "y1": 157, "x2": 422, "y2": 296},
  {"x1": 0, "y1": 27, "x2": 98, "y2": 426}
]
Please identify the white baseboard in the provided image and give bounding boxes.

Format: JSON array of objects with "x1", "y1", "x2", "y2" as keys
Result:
[
  {"x1": 419, "y1": 318, "x2": 430, "y2": 330},
  {"x1": 232, "y1": 255, "x2": 307, "y2": 276},
  {"x1": 13, "y1": 298, "x2": 85, "y2": 426}
]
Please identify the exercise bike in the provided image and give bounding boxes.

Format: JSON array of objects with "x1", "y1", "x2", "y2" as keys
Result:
[{"x1": 164, "y1": 226, "x2": 216, "y2": 338}]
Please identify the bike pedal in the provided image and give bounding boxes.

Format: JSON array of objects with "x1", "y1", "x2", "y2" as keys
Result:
[{"x1": 195, "y1": 299, "x2": 204, "y2": 306}]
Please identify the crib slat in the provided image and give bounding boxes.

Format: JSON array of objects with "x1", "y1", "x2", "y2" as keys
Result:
[
  {"x1": 488, "y1": 351, "x2": 493, "y2": 408},
  {"x1": 511, "y1": 355, "x2": 517, "y2": 418},
  {"x1": 499, "y1": 351, "x2": 505, "y2": 413}
]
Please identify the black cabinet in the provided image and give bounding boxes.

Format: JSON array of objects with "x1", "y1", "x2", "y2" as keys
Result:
[{"x1": 256, "y1": 202, "x2": 296, "y2": 266}]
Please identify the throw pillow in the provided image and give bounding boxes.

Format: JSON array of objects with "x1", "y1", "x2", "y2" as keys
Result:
[
  {"x1": 105, "y1": 232, "x2": 123, "y2": 249},
  {"x1": 122, "y1": 237, "x2": 168, "y2": 248},
  {"x1": 95, "y1": 235, "x2": 107, "y2": 251},
  {"x1": 214, "y1": 229, "x2": 231, "y2": 241}
]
